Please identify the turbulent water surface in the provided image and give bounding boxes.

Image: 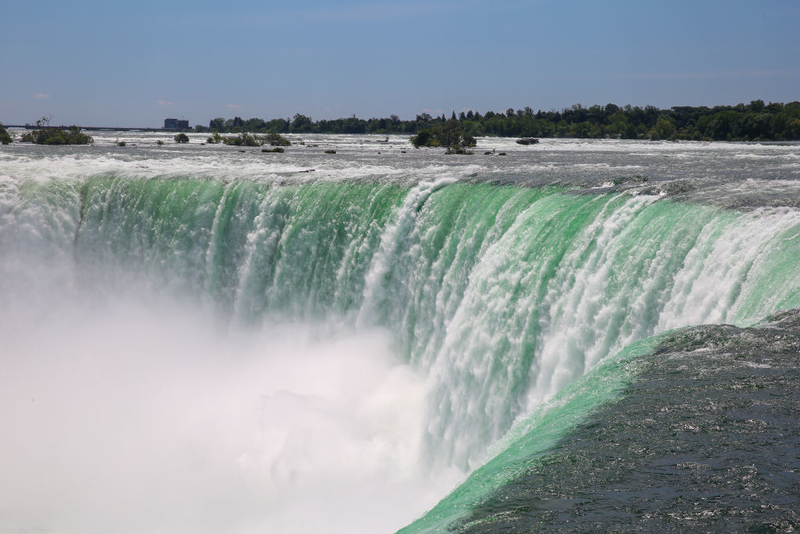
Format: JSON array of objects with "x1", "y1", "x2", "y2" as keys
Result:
[
  {"x1": 455, "y1": 309, "x2": 800, "y2": 532},
  {"x1": 1, "y1": 133, "x2": 799, "y2": 533}
]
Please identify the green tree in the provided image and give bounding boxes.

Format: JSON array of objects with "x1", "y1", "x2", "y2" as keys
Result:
[
  {"x1": 290, "y1": 114, "x2": 314, "y2": 133},
  {"x1": 222, "y1": 132, "x2": 263, "y2": 146},
  {"x1": 174, "y1": 132, "x2": 189, "y2": 143},
  {"x1": 648, "y1": 115, "x2": 676, "y2": 140},
  {"x1": 411, "y1": 129, "x2": 436, "y2": 148},
  {"x1": 0, "y1": 123, "x2": 12, "y2": 144},
  {"x1": 410, "y1": 119, "x2": 476, "y2": 148},
  {"x1": 438, "y1": 119, "x2": 462, "y2": 146},
  {"x1": 265, "y1": 133, "x2": 291, "y2": 146},
  {"x1": 194, "y1": 100, "x2": 800, "y2": 143},
  {"x1": 209, "y1": 118, "x2": 225, "y2": 131},
  {"x1": 605, "y1": 111, "x2": 629, "y2": 138}
]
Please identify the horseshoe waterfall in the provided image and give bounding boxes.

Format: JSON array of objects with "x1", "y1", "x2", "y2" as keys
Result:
[{"x1": 1, "y1": 135, "x2": 799, "y2": 533}]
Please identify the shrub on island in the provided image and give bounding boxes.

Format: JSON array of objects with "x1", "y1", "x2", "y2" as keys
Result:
[
  {"x1": 265, "y1": 133, "x2": 291, "y2": 146},
  {"x1": 174, "y1": 133, "x2": 190, "y2": 143},
  {"x1": 0, "y1": 123, "x2": 12, "y2": 144},
  {"x1": 446, "y1": 145, "x2": 474, "y2": 155},
  {"x1": 411, "y1": 119, "x2": 476, "y2": 149},
  {"x1": 411, "y1": 129, "x2": 437, "y2": 147},
  {"x1": 222, "y1": 132, "x2": 262, "y2": 146},
  {"x1": 216, "y1": 132, "x2": 291, "y2": 147},
  {"x1": 19, "y1": 118, "x2": 93, "y2": 145},
  {"x1": 516, "y1": 137, "x2": 539, "y2": 145}
]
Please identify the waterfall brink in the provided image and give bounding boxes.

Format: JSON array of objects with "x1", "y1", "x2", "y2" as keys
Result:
[{"x1": 2, "y1": 173, "x2": 799, "y2": 533}]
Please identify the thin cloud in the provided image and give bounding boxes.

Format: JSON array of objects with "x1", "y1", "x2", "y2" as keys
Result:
[
  {"x1": 612, "y1": 70, "x2": 796, "y2": 81},
  {"x1": 33, "y1": 93, "x2": 50, "y2": 100},
  {"x1": 157, "y1": 100, "x2": 175, "y2": 106},
  {"x1": 302, "y1": 1, "x2": 463, "y2": 23},
  {"x1": 227, "y1": 104, "x2": 242, "y2": 109}
]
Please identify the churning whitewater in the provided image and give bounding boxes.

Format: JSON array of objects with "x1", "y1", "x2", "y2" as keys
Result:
[{"x1": 1, "y1": 134, "x2": 799, "y2": 533}]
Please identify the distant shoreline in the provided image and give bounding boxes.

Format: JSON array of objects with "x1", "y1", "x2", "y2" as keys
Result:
[
  {"x1": 3, "y1": 125, "x2": 182, "y2": 133},
  {"x1": 5, "y1": 100, "x2": 800, "y2": 143},
  {"x1": 195, "y1": 101, "x2": 800, "y2": 143}
]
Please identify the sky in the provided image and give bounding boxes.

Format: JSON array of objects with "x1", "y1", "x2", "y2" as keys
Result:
[{"x1": 1, "y1": 0, "x2": 798, "y2": 127}]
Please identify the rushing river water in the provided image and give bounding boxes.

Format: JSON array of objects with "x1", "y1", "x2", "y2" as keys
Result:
[{"x1": 1, "y1": 133, "x2": 798, "y2": 533}]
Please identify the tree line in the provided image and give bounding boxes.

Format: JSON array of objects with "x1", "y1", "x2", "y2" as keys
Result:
[{"x1": 197, "y1": 101, "x2": 800, "y2": 142}]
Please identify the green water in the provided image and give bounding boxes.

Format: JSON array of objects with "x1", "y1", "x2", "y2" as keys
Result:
[
  {"x1": 4, "y1": 175, "x2": 800, "y2": 531},
  {"x1": 400, "y1": 335, "x2": 661, "y2": 533}
]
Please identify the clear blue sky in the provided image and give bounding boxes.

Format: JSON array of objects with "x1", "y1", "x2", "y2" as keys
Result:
[{"x1": 2, "y1": 0, "x2": 798, "y2": 127}]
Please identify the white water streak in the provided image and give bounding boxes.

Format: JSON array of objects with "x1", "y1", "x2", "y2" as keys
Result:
[
  {"x1": 357, "y1": 177, "x2": 457, "y2": 327},
  {"x1": 658, "y1": 207, "x2": 800, "y2": 330}
]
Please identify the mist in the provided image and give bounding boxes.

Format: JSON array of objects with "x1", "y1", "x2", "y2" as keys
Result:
[{"x1": 0, "y1": 291, "x2": 460, "y2": 534}]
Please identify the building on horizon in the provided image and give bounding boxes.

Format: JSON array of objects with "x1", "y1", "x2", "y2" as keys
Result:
[{"x1": 164, "y1": 118, "x2": 189, "y2": 130}]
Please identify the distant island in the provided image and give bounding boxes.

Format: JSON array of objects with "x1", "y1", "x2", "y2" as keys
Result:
[
  {"x1": 10, "y1": 117, "x2": 94, "y2": 145},
  {"x1": 197, "y1": 101, "x2": 800, "y2": 142},
  {"x1": 0, "y1": 123, "x2": 12, "y2": 144}
]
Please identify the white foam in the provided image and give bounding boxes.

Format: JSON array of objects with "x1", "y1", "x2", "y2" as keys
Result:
[{"x1": 0, "y1": 294, "x2": 461, "y2": 534}]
